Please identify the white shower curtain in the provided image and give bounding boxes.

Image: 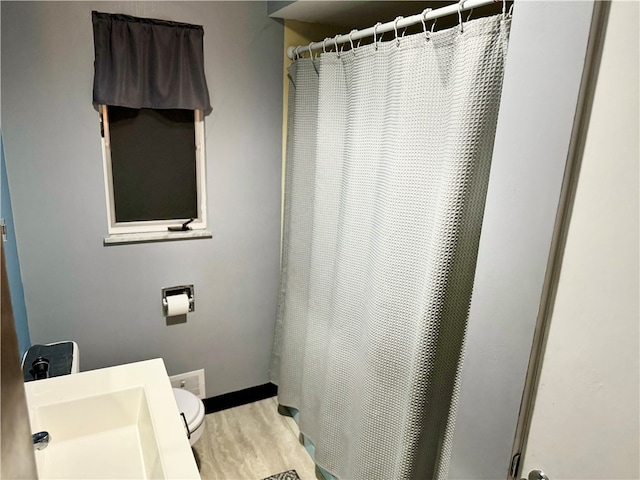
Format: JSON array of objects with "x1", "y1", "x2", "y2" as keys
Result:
[{"x1": 271, "y1": 14, "x2": 511, "y2": 480}]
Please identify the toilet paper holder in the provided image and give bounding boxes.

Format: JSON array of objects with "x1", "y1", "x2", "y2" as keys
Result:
[{"x1": 162, "y1": 285, "x2": 195, "y2": 316}]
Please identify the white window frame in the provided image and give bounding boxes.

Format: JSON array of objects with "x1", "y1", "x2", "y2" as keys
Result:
[{"x1": 100, "y1": 105, "x2": 207, "y2": 236}]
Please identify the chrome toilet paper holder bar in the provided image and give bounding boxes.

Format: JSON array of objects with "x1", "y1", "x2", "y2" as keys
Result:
[{"x1": 162, "y1": 285, "x2": 195, "y2": 316}]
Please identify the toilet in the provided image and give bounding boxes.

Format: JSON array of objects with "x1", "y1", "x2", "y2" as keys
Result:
[{"x1": 173, "y1": 388, "x2": 206, "y2": 445}]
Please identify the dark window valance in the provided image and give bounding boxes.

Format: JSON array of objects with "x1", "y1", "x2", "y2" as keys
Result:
[{"x1": 92, "y1": 11, "x2": 211, "y2": 112}]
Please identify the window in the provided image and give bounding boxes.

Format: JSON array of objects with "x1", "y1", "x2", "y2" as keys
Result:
[
  {"x1": 100, "y1": 105, "x2": 207, "y2": 236},
  {"x1": 91, "y1": 11, "x2": 212, "y2": 242}
]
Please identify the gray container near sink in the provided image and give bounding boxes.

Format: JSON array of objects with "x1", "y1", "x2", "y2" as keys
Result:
[{"x1": 22, "y1": 341, "x2": 79, "y2": 382}]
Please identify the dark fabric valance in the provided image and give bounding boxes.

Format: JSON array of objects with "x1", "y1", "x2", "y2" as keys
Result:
[{"x1": 92, "y1": 11, "x2": 211, "y2": 112}]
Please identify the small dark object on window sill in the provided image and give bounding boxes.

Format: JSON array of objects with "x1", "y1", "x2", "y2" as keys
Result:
[{"x1": 168, "y1": 218, "x2": 194, "y2": 232}]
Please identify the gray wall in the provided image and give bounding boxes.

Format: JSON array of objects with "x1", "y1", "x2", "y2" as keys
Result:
[{"x1": 1, "y1": 1, "x2": 283, "y2": 397}]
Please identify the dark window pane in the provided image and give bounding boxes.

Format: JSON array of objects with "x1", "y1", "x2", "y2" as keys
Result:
[{"x1": 108, "y1": 106, "x2": 198, "y2": 223}]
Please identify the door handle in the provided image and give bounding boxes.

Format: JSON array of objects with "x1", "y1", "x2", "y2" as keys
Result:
[{"x1": 522, "y1": 469, "x2": 549, "y2": 480}]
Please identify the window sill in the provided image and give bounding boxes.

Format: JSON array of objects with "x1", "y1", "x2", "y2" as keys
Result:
[{"x1": 103, "y1": 229, "x2": 213, "y2": 246}]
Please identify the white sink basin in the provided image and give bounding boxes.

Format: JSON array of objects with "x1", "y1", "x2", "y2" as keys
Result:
[{"x1": 25, "y1": 359, "x2": 200, "y2": 479}]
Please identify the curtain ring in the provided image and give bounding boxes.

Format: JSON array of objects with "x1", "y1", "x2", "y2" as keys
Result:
[
  {"x1": 333, "y1": 35, "x2": 340, "y2": 56},
  {"x1": 508, "y1": 3, "x2": 514, "y2": 17},
  {"x1": 322, "y1": 38, "x2": 329, "y2": 54},
  {"x1": 458, "y1": 0, "x2": 467, "y2": 33},
  {"x1": 394, "y1": 16, "x2": 403, "y2": 47},
  {"x1": 502, "y1": 0, "x2": 507, "y2": 18},
  {"x1": 421, "y1": 8, "x2": 432, "y2": 41},
  {"x1": 307, "y1": 42, "x2": 315, "y2": 59},
  {"x1": 294, "y1": 46, "x2": 301, "y2": 60},
  {"x1": 431, "y1": 17, "x2": 438, "y2": 35},
  {"x1": 373, "y1": 22, "x2": 382, "y2": 50},
  {"x1": 349, "y1": 29, "x2": 358, "y2": 52}
]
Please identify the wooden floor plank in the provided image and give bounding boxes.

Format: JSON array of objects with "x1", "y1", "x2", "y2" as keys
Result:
[{"x1": 192, "y1": 397, "x2": 319, "y2": 480}]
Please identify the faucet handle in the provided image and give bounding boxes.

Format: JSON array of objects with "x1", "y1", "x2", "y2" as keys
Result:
[{"x1": 32, "y1": 431, "x2": 50, "y2": 450}]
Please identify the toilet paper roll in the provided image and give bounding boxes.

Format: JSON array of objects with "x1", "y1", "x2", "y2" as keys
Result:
[{"x1": 166, "y1": 293, "x2": 190, "y2": 316}]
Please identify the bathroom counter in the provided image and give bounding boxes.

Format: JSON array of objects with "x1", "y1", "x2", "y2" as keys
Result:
[{"x1": 24, "y1": 358, "x2": 200, "y2": 479}]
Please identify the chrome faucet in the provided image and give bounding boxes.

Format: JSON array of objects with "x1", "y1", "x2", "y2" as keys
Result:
[{"x1": 32, "y1": 431, "x2": 50, "y2": 450}]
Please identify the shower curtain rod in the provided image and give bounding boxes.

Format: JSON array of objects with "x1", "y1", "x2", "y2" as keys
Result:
[{"x1": 287, "y1": 0, "x2": 504, "y2": 59}]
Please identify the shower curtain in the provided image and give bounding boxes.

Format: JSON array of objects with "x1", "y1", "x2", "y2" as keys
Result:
[{"x1": 271, "y1": 14, "x2": 510, "y2": 480}]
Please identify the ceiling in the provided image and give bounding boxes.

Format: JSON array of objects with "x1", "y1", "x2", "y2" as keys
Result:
[{"x1": 268, "y1": 1, "x2": 457, "y2": 29}]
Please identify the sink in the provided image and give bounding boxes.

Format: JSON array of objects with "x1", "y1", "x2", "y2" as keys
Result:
[
  {"x1": 31, "y1": 387, "x2": 163, "y2": 478},
  {"x1": 24, "y1": 359, "x2": 200, "y2": 479}
]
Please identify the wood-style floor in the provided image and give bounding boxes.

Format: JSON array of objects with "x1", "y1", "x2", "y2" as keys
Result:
[{"x1": 192, "y1": 396, "x2": 321, "y2": 480}]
